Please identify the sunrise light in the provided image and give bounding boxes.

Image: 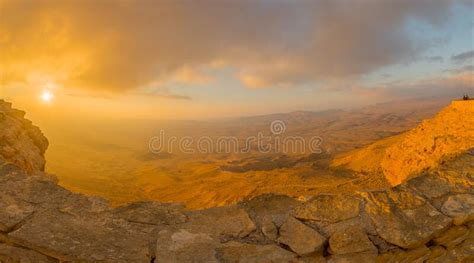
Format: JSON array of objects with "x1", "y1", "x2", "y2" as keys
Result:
[{"x1": 40, "y1": 90, "x2": 54, "y2": 103}]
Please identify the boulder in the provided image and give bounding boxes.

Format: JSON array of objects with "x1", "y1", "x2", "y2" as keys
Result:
[
  {"x1": 406, "y1": 172, "x2": 452, "y2": 199},
  {"x1": 328, "y1": 226, "x2": 376, "y2": 255},
  {"x1": 155, "y1": 206, "x2": 256, "y2": 261},
  {"x1": 0, "y1": 243, "x2": 56, "y2": 263},
  {"x1": 278, "y1": 216, "x2": 326, "y2": 256},
  {"x1": 113, "y1": 201, "x2": 188, "y2": 225},
  {"x1": 239, "y1": 194, "x2": 301, "y2": 227},
  {"x1": 0, "y1": 194, "x2": 35, "y2": 232},
  {"x1": 433, "y1": 225, "x2": 470, "y2": 248},
  {"x1": 377, "y1": 246, "x2": 431, "y2": 263},
  {"x1": 441, "y1": 194, "x2": 474, "y2": 225},
  {"x1": 427, "y1": 246, "x2": 447, "y2": 262},
  {"x1": 327, "y1": 251, "x2": 377, "y2": 263},
  {"x1": 156, "y1": 229, "x2": 218, "y2": 263},
  {"x1": 216, "y1": 241, "x2": 297, "y2": 263},
  {"x1": 429, "y1": 239, "x2": 474, "y2": 262},
  {"x1": 261, "y1": 216, "x2": 278, "y2": 241},
  {"x1": 7, "y1": 208, "x2": 154, "y2": 262},
  {"x1": 362, "y1": 191, "x2": 451, "y2": 248},
  {"x1": 293, "y1": 194, "x2": 361, "y2": 223}
]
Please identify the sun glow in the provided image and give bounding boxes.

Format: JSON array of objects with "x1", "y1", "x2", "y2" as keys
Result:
[{"x1": 40, "y1": 90, "x2": 54, "y2": 103}]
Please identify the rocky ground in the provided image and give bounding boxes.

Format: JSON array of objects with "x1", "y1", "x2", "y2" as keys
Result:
[{"x1": 1, "y1": 99, "x2": 473, "y2": 262}]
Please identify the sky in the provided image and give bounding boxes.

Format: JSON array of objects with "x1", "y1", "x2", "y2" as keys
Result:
[{"x1": 0, "y1": 0, "x2": 473, "y2": 121}]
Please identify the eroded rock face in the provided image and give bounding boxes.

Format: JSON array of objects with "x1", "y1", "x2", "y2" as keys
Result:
[
  {"x1": 278, "y1": 216, "x2": 326, "y2": 256},
  {"x1": 1, "y1": 99, "x2": 473, "y2": 262},
  {"x1": 293, "y1": 194, "x2": 361, "y2": 223},
  {"x1": 0, "y1": 100, "x2": 48, "y2": 173},
  {"x1": 328, "y1": 226, "x2": 376, "y2": 255},
  {"x1": 441, "y1": 194, "x2": 474, "y2": 225},
  {"x1": 0, "y1": 243, "x2": 56, "y2": 263},
  {"x1": 361, "y1": 190, "x2": 452, "y2": 248},
  {"x1": 216, "y1": 241, "x2": 297, "y2": 263}
]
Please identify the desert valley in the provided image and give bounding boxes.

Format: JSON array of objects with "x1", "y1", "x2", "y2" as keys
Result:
[{"x1": 40, "y1": 97, "x2": 459, "y2": 209}]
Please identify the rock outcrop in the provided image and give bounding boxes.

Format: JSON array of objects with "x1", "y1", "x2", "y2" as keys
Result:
[
  {"x1": 1, "y1": 100, "x2": 473, "y2": 262},
  {"x1": 332, "y1": 100, "x2": 474, "y2": 185},
  {"x1": 0, "y1": 100, "x2": 48, "y2": 173}
]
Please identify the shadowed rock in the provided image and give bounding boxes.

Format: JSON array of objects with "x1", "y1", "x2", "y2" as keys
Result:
[
  {"x1": 328, "y1": 225, "x2": 376, "y2": 255},
  {"x1": 293, "y1": 194, "x2": 361, "y2": 223},
  {"x1": 278, "y1": 216, "x2": 326, "y2": 256},
  {"x1": 216, "y1": 241, "x2": 297, "y2": 262}
]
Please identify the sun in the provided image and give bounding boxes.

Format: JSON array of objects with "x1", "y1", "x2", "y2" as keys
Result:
[{"x1": 40, "y1": 90, "x2": 54, "y2": 103}]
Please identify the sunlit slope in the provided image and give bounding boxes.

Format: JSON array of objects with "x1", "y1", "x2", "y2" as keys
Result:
[{"x1": 332, "y1": 100, "x2": 474, "y2": 185}]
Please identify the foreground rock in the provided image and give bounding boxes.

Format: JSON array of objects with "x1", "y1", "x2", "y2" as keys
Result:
[
  {"x1": 328, "y1": 226, "x2": 376, "y2": 255},
  {"x1": 278, "y1": 216, "x2": 326, "y2": 255}
]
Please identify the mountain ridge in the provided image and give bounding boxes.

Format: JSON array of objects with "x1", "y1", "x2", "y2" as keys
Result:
[{"x1": 332, "y1": 100, "x2": 474, "y2": 185}]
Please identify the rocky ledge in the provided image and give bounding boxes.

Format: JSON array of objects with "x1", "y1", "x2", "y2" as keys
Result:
[{"x1": 1, "y1": 100, "x2": 473, "y2": 262}]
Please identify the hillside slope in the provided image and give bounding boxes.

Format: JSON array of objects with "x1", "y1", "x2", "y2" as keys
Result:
[{"x1": 332, "y1": 100, "x2": 474, "y2": 185}]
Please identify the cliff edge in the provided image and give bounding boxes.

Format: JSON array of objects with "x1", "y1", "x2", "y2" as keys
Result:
[
  {"x1": 332, "y1": 100, "x2": 474, "y2": 185},
  {"x1": 0, "y1": 100, "x2": 48, "y2": 173}
]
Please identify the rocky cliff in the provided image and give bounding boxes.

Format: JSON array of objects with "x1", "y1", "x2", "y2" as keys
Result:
[
  {"x1": 332, "y1": 100, "x2": 474, "y2": 185},
  {"x1": 0, "y1": 100, "x2": 473, "y2": 262},
  {"x1": 0, "y1": 100, "x2": 48, "y2": 173}
]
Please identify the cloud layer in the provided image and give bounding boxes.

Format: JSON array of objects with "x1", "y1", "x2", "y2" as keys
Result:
[{"x1": 0, "y1": 0, "x2": 468, "y2": 92}]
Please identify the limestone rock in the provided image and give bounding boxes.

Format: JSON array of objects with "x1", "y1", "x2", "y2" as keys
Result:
[
  {"x1": 216, "y1": 241, "x2": 297, "y2": 263},
  {"x1": 155, "y1": 206, "x2": 256, "y2": 261},
  {"x1": 362, "y1": 191, "x2": 451, "y2": 248},
  {"x1": 239, "y1": 194, "x2": 301, "y2": 227},
  {"x1": 0, "y1": 194, "x2": 35, "y2": 232},
  {"x1": 298, "y1": 254, "x2": 327, "y2": 263},
  {"x1": 156, "y1": 229, "x2": 218, "y2": 263},
  {"x1": 278, "y1": 216, "x2": 326, "y2": 256},
  {"x1": 184, "y1": 206, "x2": 256, "y2": 239},
  {"x1": 7, "y1": 208, "x2": 153, "y2": 262},
  {"x1": 377, "y1": 246, "x2": 431, "y2": 263},
  {"x1": 293, "y1": 194, "x2": 360, "y2": 223},
  {"x1": 441, "y1": 194, "x2": 474, "y2": 225},
  {"x1": 327, "y1": 251, "x2": 377, "y2": 263},
  {"x1": 0, "y1": 243, "x2": 56, "y2": 263},
  {"x1": 433, "y1": 225, "x2": 470, "y2": 248},
  {"x1": 113, "y1": 201, "x2": 188, "y2": 225},
  {"x1": 406, "y1": 172, "x2": 452, "y2": 199},
  {"x1": 328, "y1": 226, "x2": 376, "y2": 255},
  {"x1": 429, "y1": 238, "x2": 474, "y2": 262},
  {"x1": 427, "y1": 246, "x2": 447, "y2": 262},
  {"x1": 261, "y1": 216, "x2": 278, "y2": 241},
  {"x1": 0, "y1": 100, "x2": 48, "y2": 173}
]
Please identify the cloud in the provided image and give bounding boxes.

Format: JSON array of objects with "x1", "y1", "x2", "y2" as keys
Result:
[
  {"x1": 357, "y1": 71, "x2": 474, "y2": 100},
  {"x1": 445, "y1": 64, "x2": 474, "y2": 74},
  {"x1": 147, "y1": 94, "x2": 191, "y2": 101},
  {"x1": 451, "y1": 50, "x2": 474, "y2": 63},
  {"x1": 421, "y1": 56, "x2": 444, "y2": 63},
  {"x1": 0, "y1": 0, "x2": 466, "y2": 91}
]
